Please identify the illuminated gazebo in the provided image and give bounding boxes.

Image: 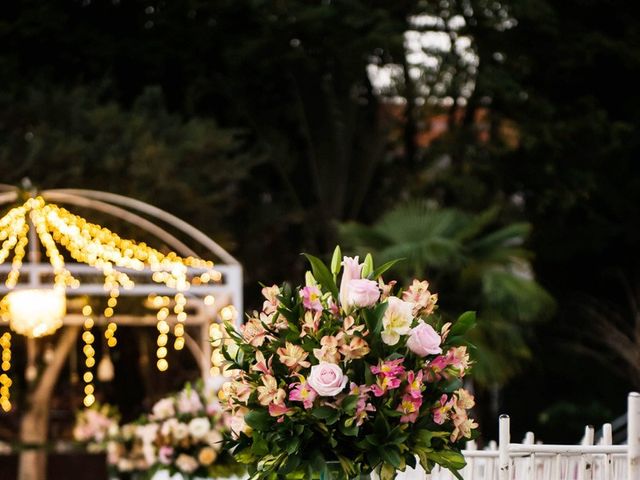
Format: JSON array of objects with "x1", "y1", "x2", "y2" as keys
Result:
[{"x1": 0, "y1": 182, "x2": 243, "y2": 411}]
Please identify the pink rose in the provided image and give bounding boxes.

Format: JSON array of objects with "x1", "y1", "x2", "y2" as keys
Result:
[
  {"x1": 307, "y1": 362, "x2": 348, "y2": 397},
  {"x1": 339, "y1": 256, "x2": 363, "y2": 311},
  {"x1": 346, "y1": 279, "x2": 380, "y2": 309},
  {"x1": 406, "y1": 321, "x2": 442, "y2": 357}
]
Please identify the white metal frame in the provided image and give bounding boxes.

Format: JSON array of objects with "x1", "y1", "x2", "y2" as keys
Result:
[{"x1": 0, "y1": 185, "x2": 243, "y2": 378}]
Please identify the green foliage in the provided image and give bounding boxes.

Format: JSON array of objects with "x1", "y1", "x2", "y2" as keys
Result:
[{"x1": 0, "y1": 86, "x2": 259, "y2": 252}]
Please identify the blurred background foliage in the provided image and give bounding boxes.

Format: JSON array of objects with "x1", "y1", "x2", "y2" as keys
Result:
[{"x1": 1, "y1": 0, "x2": 639, "y2": 443}]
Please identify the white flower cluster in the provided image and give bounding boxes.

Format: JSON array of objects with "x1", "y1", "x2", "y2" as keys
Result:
[{"x1": 108, "y1": 379, "x2": 235, "y2": 478}]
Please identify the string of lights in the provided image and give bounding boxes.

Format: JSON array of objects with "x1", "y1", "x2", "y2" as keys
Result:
[
  {"x1": 2, "y1": 197, "x2": 217, "y2": 292},
  {"x1": 0, "y1": 332, "x2": 12, "y2": 411},
  {"x1": 0, "y1": 193, "x2": 235, "y2": 408},
  {"x1": 81, "y1": 305, "x2": 96, "y2": 407},
  {"x1": 173, "y1": 292, "x2": 187, "y2": 351},
  {"x1": 155, "y1": 296, "x2": 170, "y2": 372}
]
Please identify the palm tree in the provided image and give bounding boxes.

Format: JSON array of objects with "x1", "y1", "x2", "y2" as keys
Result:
[{"x1": 339, "y1": 201, "x2": 555, "y2": 387}]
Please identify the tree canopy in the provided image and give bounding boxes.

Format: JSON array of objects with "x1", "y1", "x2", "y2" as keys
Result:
[{"x1": 1, "y1": 0, "x2": 639, "y2": 443}]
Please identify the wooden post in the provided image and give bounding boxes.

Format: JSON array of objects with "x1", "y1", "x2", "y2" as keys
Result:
[
  {"x1": 499, "y1": 414, "x2": 510, "y2": 480},
  {"x1": 18, "y1": 327, "x2": 80, "y2": 480},
  {"x1": 628, "y1": 392, "x2": 640, "y2": 480}
]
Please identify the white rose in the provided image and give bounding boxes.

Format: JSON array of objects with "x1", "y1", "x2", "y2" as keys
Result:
[
  {"x1": 117, "y1": 458, "x2": 134, "y2": 472},
  {"x1": 150, "y1": 470, "x2": 172, "y2": 480},
  {"x1": 175, "y1": 453, "x2": 199, "y2": 474},
  {"x1": 307, "y1": 362, "x2": 348, "y2": 397},
  {"x1": 142, "y1": 444, "x2": 157, "y2": 467},
  {"x1": 188, "y1": 417, "x2": 211, "y2": 440},
  {"x1": 172, "y1": 422, "x2": 190, "y2": 441},
  {"x1": 136, "y1": 424, "x2": 159, "y2": 445},
  {"x1": 205, "y1": 430, "x2": 223, "y2": 451},
  {"x1": 151, "y1": 397, "x2": 176, "y2": 420},
  {"x1": 160, "y1": 418, "x2": 178, "y2": 437}
]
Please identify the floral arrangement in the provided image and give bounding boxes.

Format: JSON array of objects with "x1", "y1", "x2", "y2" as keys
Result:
[
  {"x1": 73, "y1": 402, "x2": 120, "y2": 453},
  {"x1": 111, "y1": 380, "x2": 243, "y2": 480},
  {"x1": 219, "y1": 248, "x2": 478, "y2": 480}
]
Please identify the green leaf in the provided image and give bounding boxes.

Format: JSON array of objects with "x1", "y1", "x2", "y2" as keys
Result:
[
  {"x1": 245, "y1": 410, "x2": 272, "y2": 430},
  {"x1": 303, "y1": 253, "x2": 339, "y2": 300},
  {"x1": 234, "y1": 447, "x2": 256, "y2": 464},
  {"x1": 312, "y1": 406, "x2": 336, "y2": 419},
  {"x1": 380, "y1": 463, "x2": 396, "y2": 480},
  {"x1": 379, "y1": 447, "x2": 402, "y2": 468},
  {"x1": 285, "y1": 436, "x2": 300, "y2": 454},
  {"x1": 341, "y1": 395, "x2": 359, "y2": 415},
  {"x1": 370, "y1": 258, "x2": 404, "y2": 279},
  {"x1": 440, "y1": 377, "x2": 463, "y2": 393},
  {"x1": 427, "y1": 449, "x2": 467, "y2": 473},
  {"x1": 309, "y1": 450, "x2": 326, "y2": 474},
  {"x1": 450, "y1": 311, "x2": 476, "y2": 336},
  {"x1": 280, "y1": 453, "x2": 301, "y2": 474},
  {"x1": 337, "y1": 454, "x2": 356, "y2": 477},
  {"x1": 252, "y1": 432, "x2": 269, "y2": 456},
  {"x1": 364, "y1": 362, "x2": 375, "y2": 385},
  {"x1": 363, "y1": 302, "x2": 389, "y2": 338},
  {"x1": 312, "y1": 406, "x2": 340, "y2": 425},
  {"x1": 415, "y1": 430, "x2": 449, "y2": 448},
  {"x1": 339, "y1": 420, "x2": 359, "y2": 437}
]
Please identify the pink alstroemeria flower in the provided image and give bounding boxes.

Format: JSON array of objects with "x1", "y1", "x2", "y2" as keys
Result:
[
  {"x1": 261, "y1": 284, "x2": 281, "y2": 314},
  {"x1": 371, "y1": 358, "x2": 405, "y2": 397},
  {"x1": 251, "y1": 350, "x2": 273, "y2": 375},
  {"x1": 268, "y1": 403, "x2": 293, "y2": 421},
  {"x1": 397, "y1": 393, "x2": 422, "y2": 424},
  {"x1": 432, "y1": 394, "x2": 456, "y2": 425},
  {"x1": 289, "y1": 377, "x2": 318, "y2": 409},
  {"x1": 424, "y1": 354, "x2": 450, "y2": 382},
  {"x1": 349, "y1": 383, "x2": 376, "y2": 426},
  {"x1": 371, "y1": 358, "x2": 405, "y2": 378},
  {"x1": 300, "y1": 285, "x2": 323, "y2": 312},
  {"x1": 405, "y1": 370, "x2": 424, "y2": 400}
]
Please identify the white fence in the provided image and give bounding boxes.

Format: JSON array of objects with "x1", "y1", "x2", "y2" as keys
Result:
[{"x1": 396, "y1": 392, "x2": 640, "y2": 480}]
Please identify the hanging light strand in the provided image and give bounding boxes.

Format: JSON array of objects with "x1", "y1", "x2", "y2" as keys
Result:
[
  {"x1": 0, "y1": 205, "x2": 28, "y2": 267},
  {"x1": 103, "y1": 278, "x2": 119, "y2": 348},
  {"x1": 156, "y1": 301, "x2": 170, "y2": 372},
  {"x1": 0, "y1": 332, "x2": 12, "y2": 411},
  {"x1": 173, "y1": 293, "x2": 187, "y2": 351},
  {"x1": 39, "y1": 200, "x2": 217, "y2": 285},
  {"x1": 4, "y1": 220, "x2": 29, "y2": 289},
  {"x1": 1, "y1": 197, "x2": 220, "y2": 292},
  {"x1": 82, "y1": 305, "x2": 96, "y2": 407},
  {"x1": 29, "y1": 204, "x2": 77, "y2": 288}
]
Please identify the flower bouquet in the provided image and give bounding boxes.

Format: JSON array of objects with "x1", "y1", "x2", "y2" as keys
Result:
[
  {"x1": 219, "y1": 248, "x2": 478, "y2": 480},
  {"x1": 112, "y1": 381, "x2": 244, "y2": 480},
  {"x1": 73, "y1": 402, "x2": 120, "y2": 453}
]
